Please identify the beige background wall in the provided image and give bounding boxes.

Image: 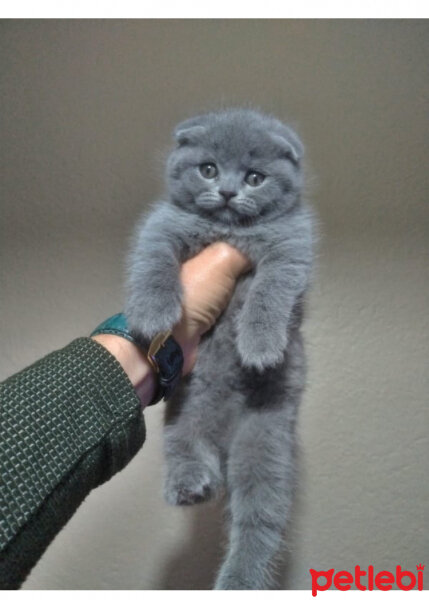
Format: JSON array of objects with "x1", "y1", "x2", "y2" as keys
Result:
[{"x1": 1, "y1": 20, "x2": 428, "y2": 589}]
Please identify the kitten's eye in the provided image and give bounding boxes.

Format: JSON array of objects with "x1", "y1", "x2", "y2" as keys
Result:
[
  {"x1": 245, "y1": 171, "x2": 265, "y2": 187},
  {"x1": 199, "y1": 163, "x2": 218, "y2": 179}
]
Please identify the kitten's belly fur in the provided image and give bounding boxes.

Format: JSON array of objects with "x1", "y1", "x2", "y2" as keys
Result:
[{"x1": 166, "y1": 270, "x2": 305, "y2": 457}]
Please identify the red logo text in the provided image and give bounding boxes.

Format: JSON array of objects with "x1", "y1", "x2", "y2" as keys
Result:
[{"x1": 309, "y1": 564, "x2": 424, "y2": 596}]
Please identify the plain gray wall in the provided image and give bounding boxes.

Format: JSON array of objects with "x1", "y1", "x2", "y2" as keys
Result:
[{"x1": 1, "y1": 20, "x2": 428, "y2": 589}]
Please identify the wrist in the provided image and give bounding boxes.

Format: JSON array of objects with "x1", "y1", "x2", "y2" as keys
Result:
[{"x1": 91, "y1": 334, "x2": 156, "y2": 408}]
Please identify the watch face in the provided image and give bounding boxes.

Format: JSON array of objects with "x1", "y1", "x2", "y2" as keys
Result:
[
  {"x1": 147, "y1": 334, "x2": 184, "y2": 405},
  {"x1": 154, "y1": 335, "x2": 184, "y2": 381}
]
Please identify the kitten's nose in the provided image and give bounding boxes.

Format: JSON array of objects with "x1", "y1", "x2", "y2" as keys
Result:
[{"x1": 219, "y1": 190, "x2": 237, "y2": 202}]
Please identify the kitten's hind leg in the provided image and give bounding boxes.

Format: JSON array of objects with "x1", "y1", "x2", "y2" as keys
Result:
[
  {"x1": 214, "y1": 404, "x2": 297, "y2": 589},
  {"x1": 163, "y1": 434, "x2": 223, "y2": 506},
  {"x1": 163, "y1": 391, "x2": 224, "y2": 506}
]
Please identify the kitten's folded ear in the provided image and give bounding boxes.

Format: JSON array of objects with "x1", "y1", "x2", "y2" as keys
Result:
[
  {"x1": 270, "y1": 129, "x2": 304, "y2": 166},
  {"x1": 175, "y1": 125, "x2": 206, "y2": 146},
  {"x1": 174, "y1": 115, "x2": 208, "y2": 146}
]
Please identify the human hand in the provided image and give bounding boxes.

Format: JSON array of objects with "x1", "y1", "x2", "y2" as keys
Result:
[{"x1": 173, "y1": 242, "x2": 251, "y2": 373}]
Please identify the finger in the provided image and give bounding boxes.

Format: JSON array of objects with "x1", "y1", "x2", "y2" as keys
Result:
[
  {"x1": 195, "y1": 242, "x2": 252, "y2": 279},
  {"x1": 180, "y1": 243, "x2": 251, "y2": 291}
]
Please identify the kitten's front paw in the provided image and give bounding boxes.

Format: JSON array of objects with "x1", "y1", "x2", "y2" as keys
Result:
[
  {"x1": 237, "y1": 323, "x2": 286, "y2": 371},
  {"x1": 126, "y1": 287, "x2": 182, "y2": 339},
  {"x1": 164, "y1": 463, "x2": 221, "y2": 506}
]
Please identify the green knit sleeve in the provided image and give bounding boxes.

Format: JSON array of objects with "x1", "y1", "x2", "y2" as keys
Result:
[{"x1": 0, "y1": 337, "x2": 146, "y2": 589}]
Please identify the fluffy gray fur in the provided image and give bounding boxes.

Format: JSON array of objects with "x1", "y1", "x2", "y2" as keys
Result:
[{"x1": 124, "y1": 108, "x2": 314, "y2": 589}]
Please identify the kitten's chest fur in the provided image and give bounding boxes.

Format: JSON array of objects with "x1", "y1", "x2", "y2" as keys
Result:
[{"x1": 177, "y1": 210, "x2": 284, "y2": 264}]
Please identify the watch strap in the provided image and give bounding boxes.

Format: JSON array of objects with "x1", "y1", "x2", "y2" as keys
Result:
[{"x1": 90, "y1": 313, "x2": 147, "y2": 351}]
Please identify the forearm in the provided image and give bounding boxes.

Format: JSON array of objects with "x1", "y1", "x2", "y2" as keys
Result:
[{"x1": 0, "y1": 338, "x2": 145, "y2": 589}]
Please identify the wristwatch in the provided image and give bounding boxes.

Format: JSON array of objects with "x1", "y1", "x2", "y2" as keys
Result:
[{"x1": 90, "y1": 313, "x2": 184, "y2": 405}]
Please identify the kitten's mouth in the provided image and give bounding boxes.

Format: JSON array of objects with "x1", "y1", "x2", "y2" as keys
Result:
[
  {"x1": 218, "y1": 205, "x2": 235, "y2": 215},
  {"x1": 214, "y1": 204, "x2": 259, "y2": 225},
  {"x1": 194, "y1": 195, "x2": 259, "y2": 224}
]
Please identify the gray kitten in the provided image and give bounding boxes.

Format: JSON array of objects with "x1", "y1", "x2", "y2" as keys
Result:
[{"x1": 125, "y1": 108, "x2": 314, "y2": 589}]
